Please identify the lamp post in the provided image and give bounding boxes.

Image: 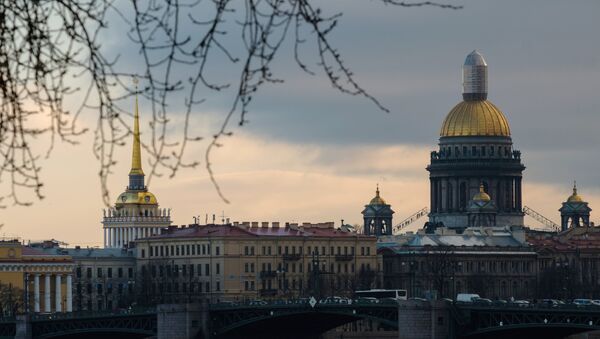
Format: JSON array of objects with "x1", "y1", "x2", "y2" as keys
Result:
[{"x1": 276, "y1": 268, "x2": 287, "y2": 298}]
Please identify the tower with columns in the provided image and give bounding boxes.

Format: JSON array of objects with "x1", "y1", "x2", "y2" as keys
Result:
[
  {"x1": 102, "y1": 85, "x2": 172, "y2": 248},
  {"x1": 362, "y1": 185, "x2": 394, "y2": 236},
  {"x1": 427, "y1": 51, "x2": 525, "y2": 229},
  {"x1": 559, "y1": 182, "x2": 592, "y2": 231}
]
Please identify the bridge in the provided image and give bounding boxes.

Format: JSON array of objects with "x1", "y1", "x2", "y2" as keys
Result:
[
  {"x1": 456, "y1": 304, "x2": 600, "y2": 339},
  {"x1": 3, "y1": 301, "x2": 600, "y2": 338}
]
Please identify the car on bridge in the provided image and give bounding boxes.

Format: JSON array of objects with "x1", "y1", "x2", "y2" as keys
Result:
[{"x1": 354, "y1": 297, "x2": 379, "y2": 304}]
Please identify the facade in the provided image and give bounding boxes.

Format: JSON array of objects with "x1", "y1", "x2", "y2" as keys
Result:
[
  {"x1": 102, "y1": 94, "x2": 171, "y2": 248},
  {"x1": 379, "y1": 227, "x2": 537, "y2": 299},
  {"x1": 31, "y1": 242, "x2": 137, "y2": 312},
  {"x1": 135, "y1": 222, "x2": 380, "y2": 303},
  {"x1": 0, "y1": 240, "x2": 74, "y2": 314},
  {"x1": 529, "y1": 226, "x2": 600, "y2": 299},
  {"x1": 427, "y1": 50, "x2": 525, "y2": 229}
]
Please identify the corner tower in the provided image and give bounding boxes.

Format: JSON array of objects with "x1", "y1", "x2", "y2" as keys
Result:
[
  {"x1": 102, "y1": 84, "x2": 172, "y2": 248},
  {"x1": 426, "y1": 51, "x2": 525, "y2": 229},
  {"x1": 362, "y1": 185, "x2": 394, "y2": 236},
  {"x1": 559, "y1": 182, "x2": 592, "y2": 231}
]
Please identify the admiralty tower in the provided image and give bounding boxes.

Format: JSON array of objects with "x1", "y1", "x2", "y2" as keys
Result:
[
  {"x1": 427, "y1": 51, "x2": 525, "y2": 229},
  {"x1": 102, "y1": 92, "x2": 172, "y2": 248}
]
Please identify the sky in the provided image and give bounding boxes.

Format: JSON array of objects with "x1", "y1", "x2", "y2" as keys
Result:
[{"x1": 1, "y1": 0, "x2": 599, "y2": 246}]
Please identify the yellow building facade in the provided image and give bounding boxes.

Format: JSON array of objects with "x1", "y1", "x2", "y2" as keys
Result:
[
  {"x1": 0, "y1": 240, "x2": 74, "y2": 314},
  {"x1": 135, "y1": 222, "x2": 380, "y2": 303}
]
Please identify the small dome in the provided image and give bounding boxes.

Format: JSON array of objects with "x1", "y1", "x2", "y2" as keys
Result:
[
  {"x1": 472, "y1": 184, "x2": 491, "y2": 202},
  {"x1": 440, "y1": 100, "x2": 511, "y2": 137},
  {"x1": 116, "y1": 191, "x2": 158, "y2": 205},
  {"x1": 567, "y1": 183, "x2": 583, "y2": 203},
  {"x1": 369, "y1": 185, "x2": 387, "y2": 205}
]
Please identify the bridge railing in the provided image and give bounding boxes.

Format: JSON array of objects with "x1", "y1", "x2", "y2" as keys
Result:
[{"x1": 28, "y1": 307, "x2": 157, "y2": 321}]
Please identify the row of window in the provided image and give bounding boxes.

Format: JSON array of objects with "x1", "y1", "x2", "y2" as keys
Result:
[
  {"x1": 144, "y1": 263, "x2": 220, "y2": 278},
  {"x1": 389, "y1": 260, "x2": 533, "y2": 274},
  {"x1": 248, "y1": 245, "x2": 371, "y2": 256},
  {"x1": 76, "y1": 267, "x2": 133, "y2": 279},
  {"x1": 150, "y1": 281, "x2": 220, "y2": 294},
  {"x1": 76, "y1": 282, "x2": 133, "y2": 295},
  {"x1": 439, "y1": 145, "x2": 513, "y2": 159},
  {"x1": 144, "y1": 243, "x2": 220, "y2": 258}
]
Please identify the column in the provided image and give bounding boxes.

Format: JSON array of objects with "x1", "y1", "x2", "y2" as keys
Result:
[
  {"x1": 66, "y1": 275, "x2": 73, "y2": 312},
  {"x1": 55, "y1": 275, "x2": 62, "y2": 312},
  {"x1": 107, "y1": 228, "x2": 112, "y2": 248},
  {"x1": 104, "y1": 228, "x2": 107, "y2": 247},
  {"x1": 34, "y1": 274, "x2": 40, "y2": 313},
  {"x1": 44, "y1": 275, "x2": 51, "y2": 312},
  {"x1": 117, "y1": 228, "x2": 122, "y2": 247}
]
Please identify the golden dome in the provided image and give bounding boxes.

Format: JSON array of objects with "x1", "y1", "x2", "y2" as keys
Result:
[
  {"x1": 567, "y1": 183, "x2": 583, "y2": 203},
  {"x1": 440, "y1": 100, "x2": 511, "y2": 137},
  {"x1": 369, "y1": 185, "x2": 387, "y2": 205},
  {"x1": 472, "y1": 184, "x2": 491, "y2": 202},
  {"x1": 116, "y1": 191, "x2": 158, "y2": 205}
]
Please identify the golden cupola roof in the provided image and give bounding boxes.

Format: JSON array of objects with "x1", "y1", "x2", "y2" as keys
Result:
[
  {"x1": 116, "y1": 191, "x2": 158, "y2": 205},
  {"x1": 369, "y1": 185, "x2": 387, "y2": 205},
  {"x1": 440, "y1": 100, "x2": 511, "y2": 137},
  {"x1": 567, "y1": 182, "x2": 584, "y2": 203},
  {"x1": 472, "y1": 183, "x2": 491, "y2": 202}
]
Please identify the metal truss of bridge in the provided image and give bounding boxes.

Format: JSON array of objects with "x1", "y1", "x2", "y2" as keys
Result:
[
  {"x1": 209, "y1": 302, "x2": 399, "y2": 337},
  {"x1": 457, "y1": 304, "x2": 600, "y2": 338}
]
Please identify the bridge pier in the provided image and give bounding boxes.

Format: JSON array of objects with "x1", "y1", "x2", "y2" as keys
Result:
[
  {"x1": 15, "y1": 315, "x2": 32, "y2": 339},
  {"x1": 397, "y1": 300, "x2": 451, "y2": 339},
  {"x1": 157, "y1": 302, "x2": 210, "y2": 339}
]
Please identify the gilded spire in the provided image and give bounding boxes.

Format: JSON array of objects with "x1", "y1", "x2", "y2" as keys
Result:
[{"x1": 130, "y1": 77, "x2": 144, "y2": 176}]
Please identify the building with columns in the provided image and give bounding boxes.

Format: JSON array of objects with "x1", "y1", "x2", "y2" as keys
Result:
[
  {"x1": 427, "y1": 50, "x2": 525, "y2": 229},
  {"x1": 0, "y1": 239, "x2": 74, "y2": 314},
  {"x1": 102, "y1": 94, "x2": 172, "y2": 248}
]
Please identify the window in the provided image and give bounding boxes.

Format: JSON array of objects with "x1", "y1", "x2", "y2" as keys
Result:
[
  {"x1": 141, "y1": 249, "x2": 145, "y2": 258},
  {"x1": 118, "y1": 267, "x2": 123, "y2": 278},
  {"x1": 250, "y1": 247, "x2": 254, "y2": 255},
  {"x1": 160, "y1": 246, "x2": 164, "y2": 256},
  {"x1": 128, "y1": 268, "x2": 133, "y2": 278},
  {"x1": 216, "y1": 281, "x2": 221, "y2": 291},
  {"x1": 205, "y1": 264, "x2": 210, "y2": 276},
  {"x1": 216, "y1": 263, "x2": 221, "y2": 274},
  {"x1": 245, "y1": 263, "x2": 249, "y2": 273},
  {"x1": 97, "y1": 283, "x2": 103, "y2": 294},
  {"x1": 192, "y1": 245, "x2": 196, "y2": 255},
  {"x1": 198, "y1": 264, "x2": 202, "y2": 276},
  {"x1": 107, "y1": 267, "x2": 113, "y2": 278},
  {"x1": 330, "y1": 247, "x2": 334, "y2": 255},
  {"x1": 97, "y1": 268, "x2": 103, "y2": 278},
  {"x1": 176, "y1": 246, "x2": 180, "y2": 256},
  {"x1": 206, "y1": 282, "x2": 210, "y2": 292},
  {"x1": 278, "y1": 246, "x2": 282, "y2": 255},
  {"x1": 367, "y1": 247, "x2": 371, "y2": 255},
  {"x1": 244, "y1": 246, "x2": 249, "y2": 255},
  {"x1": 216, "y1": 246, "x2": 220, "y2": 255},
  {"x1": 186, "y1": 245, "x2": 190, "y2": 255},
  {"x1": 249, "y1": 281, "x2": 253, "y2": 291},
  {"x1": 250, "y1": 263, "x2": 254, "y2": 273},
  {"x1": 245, "y1": 281, "x2": 249, "y2": 291},
  {"x1": 202, "y1": 244, "x2": 206, "y2": 255},
  {"x1": 76, "y1": 267, "x2": 82, "y2": 278}
]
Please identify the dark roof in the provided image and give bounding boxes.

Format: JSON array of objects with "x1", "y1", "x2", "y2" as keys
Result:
[{"x1": 141, "y1": 224, "x2": 374, "y2": 241}]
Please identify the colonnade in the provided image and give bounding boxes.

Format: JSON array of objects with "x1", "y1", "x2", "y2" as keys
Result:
[
  {"x1": 104, "y1": 227, "x2": 162, "y2": 248},
  {"x1": 31, "y1": 273, "x2": 72, "y2": 313}
]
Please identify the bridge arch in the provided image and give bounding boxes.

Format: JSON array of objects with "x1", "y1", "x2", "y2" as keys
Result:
[{"x1": 212, "y1": 306, "x2": 398, "y2": 338}]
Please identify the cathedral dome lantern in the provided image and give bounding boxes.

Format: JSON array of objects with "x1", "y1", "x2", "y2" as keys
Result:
[
  {"x1": 427, "y1": 51, "x2": 525, "y2": 229},
  {"x1": 362, "y1": 185, "x2": 394, "y2": 236}
]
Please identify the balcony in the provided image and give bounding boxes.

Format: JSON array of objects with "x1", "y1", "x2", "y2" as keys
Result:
[
  {"x1": 282, "y1": 254, "x2": 301, "y2": 261},
  {"x1": 259, "y1": 270, "x2": 277, "y2": 279},
  {"x1": 259, "y1": 289, "x2": 278, "y2": 297},
  {"x1": 335, "y1": 254, "x2": 354, "y2": 262}
]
